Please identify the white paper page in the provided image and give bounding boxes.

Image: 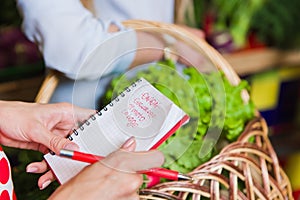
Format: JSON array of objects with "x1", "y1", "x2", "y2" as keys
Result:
[{"x1": 44, "y1": 78, "x2": 188, "y2": 184}]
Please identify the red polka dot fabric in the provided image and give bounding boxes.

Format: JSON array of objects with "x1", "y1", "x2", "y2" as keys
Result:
[{"x1": 0, "y1": 146, "x2": 16, "y2": 200}]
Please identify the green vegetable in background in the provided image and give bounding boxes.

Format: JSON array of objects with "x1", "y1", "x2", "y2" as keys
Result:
[
  {"x1": 192, "y1": 0, "x2": 300, "y2": 49},
  {"x1": 251, "y1": 0, "x2": 300, "y2": 49},
  {"x1": 191, "y1": 0, "x2": 266, "y2": 48},
  {"x1": 101, "y1": 60, "x2": 256, "y2": 173},
  {"x1": 208, "y1": 0, "x2": 266, "y2": 47}
]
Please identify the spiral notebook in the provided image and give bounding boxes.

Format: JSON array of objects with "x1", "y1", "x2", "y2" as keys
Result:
[{"x1": 44, "y1": 77, "x2": 189, "y2": 184}]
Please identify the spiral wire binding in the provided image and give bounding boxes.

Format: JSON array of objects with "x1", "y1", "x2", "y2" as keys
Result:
[{"x1": 67, "y1": 78, "x2": 143, "y2": 142}]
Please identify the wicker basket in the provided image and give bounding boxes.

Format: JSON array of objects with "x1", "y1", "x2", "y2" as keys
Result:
[
  {"x1": 35, "y1": 20, "x2": 293, "y2": 200},
  {"x1": 139, "y1": 117, "x2": 292, "y2": 200}
]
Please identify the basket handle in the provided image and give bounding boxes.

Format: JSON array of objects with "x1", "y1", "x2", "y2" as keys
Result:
[{"x1": 35, "y1": 70, "x2": 60, "y2": 103}]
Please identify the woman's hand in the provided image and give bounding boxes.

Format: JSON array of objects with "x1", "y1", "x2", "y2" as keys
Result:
[
  {"x1": 0, "y1": 101, "x2": 95, "y2": 189},
  {"x1": 130, "y1": 24, "x2": 206, "y2": 70},
  {"x1": 49, "y1": 138, "x2": 164, "y2": 200},
  {"x1": 0, "y1": 101, "x2": 94, "y2": 154}
]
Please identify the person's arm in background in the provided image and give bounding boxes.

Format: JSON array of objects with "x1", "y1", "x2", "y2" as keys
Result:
[
  {"x1": 16, "y1": 0, "x2": 205, "y2": 81},
  {"x1": 16, "y1": 0, "x2": 139, "y2": 80}
]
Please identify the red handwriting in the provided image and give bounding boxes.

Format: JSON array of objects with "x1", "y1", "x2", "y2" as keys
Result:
[
  {"x1": 133, "y1": 99, "x2": 155, "y2": 118},
  {"x1": 141, "y1": 92, "x2": 159, "y2": 108},
  {"x1": 122, "y1": 91, "x2": 160, "y2": 128},
  {"x1": 122, "y1": 110, "x2": 138, "y2": 128}
]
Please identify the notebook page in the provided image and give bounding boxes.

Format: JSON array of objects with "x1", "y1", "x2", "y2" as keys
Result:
[{"x1": 44, "y1": 78, "x2": 189, "y2": 184}]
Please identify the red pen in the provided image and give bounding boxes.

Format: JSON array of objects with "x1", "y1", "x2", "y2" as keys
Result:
[{"x1": 59, "y1": 149, "x2": 192, "y2": 181}]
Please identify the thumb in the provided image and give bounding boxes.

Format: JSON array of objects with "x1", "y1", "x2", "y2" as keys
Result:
[
  {"x1": 102, "y1": 149, "x2": 165, "y2": 173},
  {"x1": 127, "y1": 150, "x2": 165, "y2": 171},
  {"x1": 120, "y1": 136, "x2": 136, "y2": 151}
]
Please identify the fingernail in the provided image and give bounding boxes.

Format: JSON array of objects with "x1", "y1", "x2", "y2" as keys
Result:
[
  {"x1": 121, "y1": 136, "x2": 135, "y2": 149},
  {"x1": 64, "y1": 143, "x2": 79, "y2": 151},
  {"x1": 40, "y1": 180, "x2": 51, "y2": 190},
  {"x1": 26, "y1": 166, "x2": 38, "y2": 173}
]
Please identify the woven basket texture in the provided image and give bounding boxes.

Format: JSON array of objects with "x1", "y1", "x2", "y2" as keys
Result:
[{"x1": 139, "y1": 117, "x2": 293, "y2": 200}]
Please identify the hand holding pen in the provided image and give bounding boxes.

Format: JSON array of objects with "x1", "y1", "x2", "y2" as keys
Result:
[
  {"x1": 59, "y1": 137, "x2": 192, "y2": 182},
  {"x1": 59, "y1": 149, "x2": 192, "y2": 181},
  {"x1": 50, "y1": 137, "x2": 167, "y2": 199}
]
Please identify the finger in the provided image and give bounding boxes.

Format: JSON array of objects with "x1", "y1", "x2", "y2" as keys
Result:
[
  {"x1": 126, "y1": 150, "x2": 165, "y2": 171},
  {"x1": 45, "y1": 103, "x2": 95, "y2": 129},
  {"x1": 33, "y1": 123, "x2": 79, "y2": 154},
  {"x1": 0, "y1": 136, "x2": 49, "y2": 153},
  {"x1": 38, "y1": 170, "x2": 57, "y2": 190},
  {"x1": 120, "y1": 136, "x2": 136, "y2": 151},
  {"x1": 71, "y1": 104, "x2": 96, "y2": 122},
  {"x1": 102, "y1": 149, "x2": 164, "y2": 173},
  {"x1": 51, "y1": 128, "x2": 73, "y2": 138},
  {"x1": 26, "y1": 160, "x2": 49, "y2": 174},
  {"x1": 17, "y1": 142, "x2": 49, "y2": 154}
]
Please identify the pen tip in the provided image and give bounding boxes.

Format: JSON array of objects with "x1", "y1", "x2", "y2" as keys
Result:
[{"x1": 178, "y1": 173, "x2": 193, "y2": 181}]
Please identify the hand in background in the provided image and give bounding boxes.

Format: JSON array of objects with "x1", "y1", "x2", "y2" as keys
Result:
[
  {"x1": 130, "y1": 24, "x2": 206, "y2": 70},
  {"x1": 49, "y1": 138, "x2": 164, "y2": 200},
  {"x1": 178, "y1": 24, "x2": 205, "y2": 39}
]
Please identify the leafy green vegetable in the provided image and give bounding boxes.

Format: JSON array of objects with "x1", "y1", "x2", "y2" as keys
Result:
[
  {"x1": 194, "y1": 0, "x2": 266, "y2": 47},
  {"x1": 100, "y1": 59, "x2": 255, "y2": 173},
  {"x1": 191, "y1": 0, "x2": 300, "y2": 49},
  {"x1": 251, "y1": 0, "x2": 300, "y2": 49}
]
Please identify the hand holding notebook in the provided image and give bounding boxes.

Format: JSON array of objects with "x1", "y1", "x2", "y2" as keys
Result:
[{"x1": 44, "y1": 77, "x2": 189, "y2": 184}]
